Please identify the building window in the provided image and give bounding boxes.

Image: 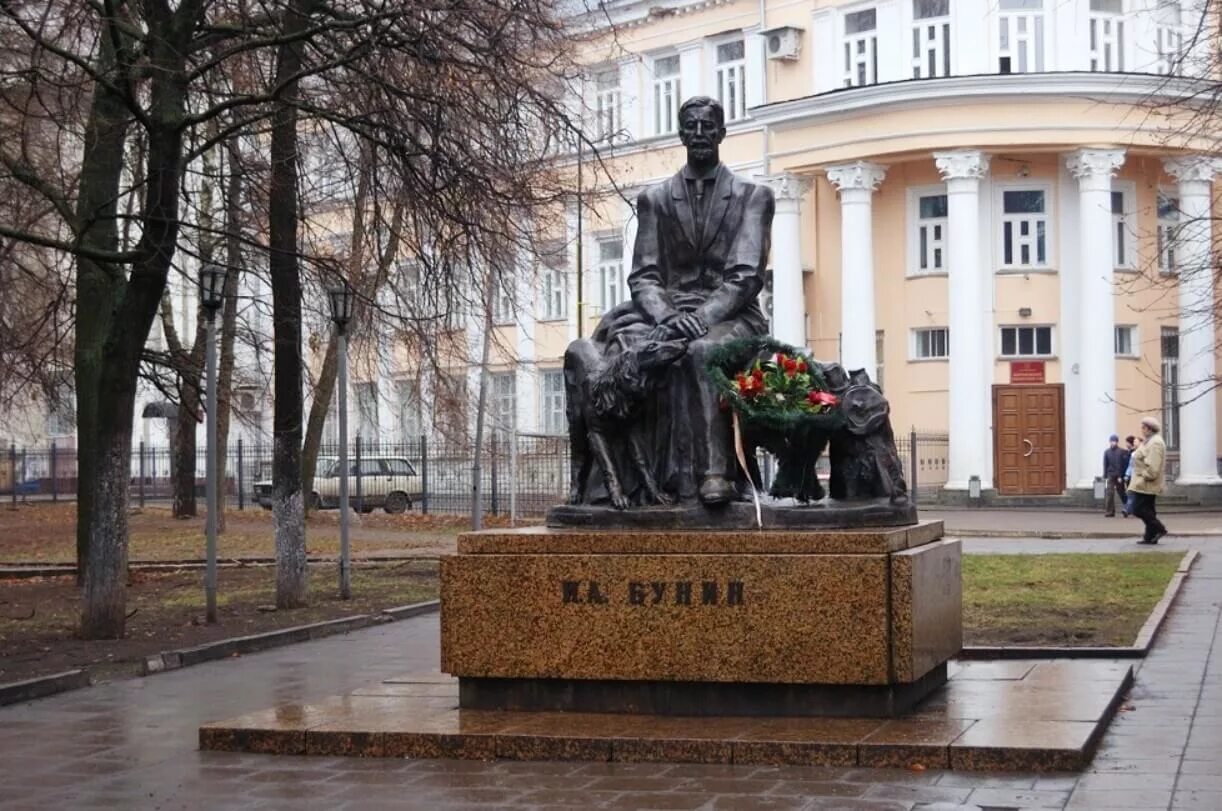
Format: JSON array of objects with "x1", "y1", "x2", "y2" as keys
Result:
[
  {"x1": 998, "y1": 0, "x2": 1045, "y2": 74},
  {"x1": 1000, "y1": 325, "x2": 1053, "y2": 358},
  {"x1": 912, "y1": 327, "x2": 949, "y2": 360},
  {"x1": 594, "y1": 68, "x2": 621, "y2": 142},
  {"x1": 45, "y1": 379, "x2": 75, "y2": 437},
  {"x1": 1155, "y1": 1, "x2": 1184, "y2": 75},
  {"x1": 598, "y1": 237, "x2": 624, "y2": 313},
  {"x1": 843, "y1": 9, "x2": 879, "y2": 88},
  {"x1": 912, "y1": 0, "x2": 951, "y2": 78},
  {"x1": 355, "y1": 382, "x2": 379, "y2": 440},
  {"x1": 651, "y1": 54, "x2": 681, "y2": 136},
  {"x1": 913, "y1": 192, "x2": 948, "y2": 274},
  {"x1": 394, "y1": 380, "x2": 422, "y2": 441},
  {"x1": 875, "y1": 329, "x2": 885, "y2": 390},
  {"x1": 541, "y1": 371, "x2": 566, "y2": 434},
  {"x1": 1161, "y1": 327, "x2": 1179, "y2": 450},
  {"x1": 999, "y1": 189, "x2": 1049, "y2": 270},
  {"x1": 1089, "y1": 0, "x2": 1125, "y2": 72},
  {"x1": 492, "y1": 278, "x2": 514, "y2": 325},
  {"x1": 1115, "y1": 325, "x2": 1138, "y2": 358},
  {"x1": 541, "y1": 266, "x2": 568, "y2": 321},
  {"x1": 437, "y1": 373, "x2": 468, "y2": 443},
  {"x1": 714, "y1": 40, "x2": 747, "y2": 122},
  {"x1": 1111, "y1": 189, "x2": 1135, "y2": 270},
  {"x1": 1158, "y1": 193, "x2": 1179, "y2": 274},
  {"x1": 491, "y1": 373, "x2": 516, "y2": 435}
]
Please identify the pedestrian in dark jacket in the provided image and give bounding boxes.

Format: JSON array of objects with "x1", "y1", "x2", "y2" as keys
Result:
[{"x1": 1103, "y1": 433, "x2": 1129, "y2": 517}]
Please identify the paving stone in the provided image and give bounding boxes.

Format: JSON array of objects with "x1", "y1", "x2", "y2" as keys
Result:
[{"x1": 965, "y1": 786, "x2": 1071, "y2": 808}]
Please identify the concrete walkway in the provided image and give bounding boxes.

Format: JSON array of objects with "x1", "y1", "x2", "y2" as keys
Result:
[
  {"x1": 0, "y1": 540, "x2": 1218, "y2": 810},
  {"x1": 927, "y1": 508, "x2": 1222, "y2": 539}
]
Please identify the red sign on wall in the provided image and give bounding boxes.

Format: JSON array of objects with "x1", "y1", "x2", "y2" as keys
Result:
[{"x1": 1010, "y1": 361, "x2": 1046, "y2": 384}]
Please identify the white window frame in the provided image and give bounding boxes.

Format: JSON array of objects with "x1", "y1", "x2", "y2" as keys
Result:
[
  {"x1": 1158, "y1": 191, "x2": 1179, "y2": 275},
  {"x1": 908, "y1": 186, "x2": 949, "y2": 276},
  {"x1": 1114, "y1": 324, "x2": 1139, "y2": 358},
  {"x1": 540, "y1": 265, "x2": 568, "y2": 321},
  {"x1": 650, "y1": 53, "x2": 681, "y2": 137},
  {"x1": 998, "y1": 324, "x2": 1055, "y2": 359},
  {"x1": 1154, "y1": 1, "x2": 1184, "y2": 75},
  {"x1": 1089, "y1": 0, "x2": 1126, "y2": 72},
  {"x1": 540, "y1": 370, "x2": 567, "y2": 435},
  {"x1": 911, "y1": 0, "x2": 951, "y2": 79},
  {"x1": 355, "y1": 381, "x2": 380, "y2": 440},
  {"x1": 597, "y1": 235, "x2": 625, "y2": 313},
  {"x1": 712, "y1": 37, "x2": 747, "y2": 122},
  {"x1": 910, "y1": 327, "x2": 950, "y2": 361},
  {"x1": 394, "y1": 379, "x2": 422, "y2": 441},
  {"x1": 592, "y1": 68, "x2": 622, "y2": 143},
  {"x1": 996, "y1": 0, "x2": 1046, "y2": 74},
  {"x1": 490, "y1": 373, "x2": 516, "y2": 434},
  {"x1": 1111, "y1": 182, "x2": 1137, "y2": 272},
  {"x1": 995, "y1": 183, "x2": 1054, "y2": 273},
  {"x1": 842, "y1": 6, "x2": 879, "y2": 88},
  {"x1": 875, "y1": 329, "x2": 885, "y2": 391},
  {"x1": 492, "y1": 278, "x2": 514, "y2": 325}
]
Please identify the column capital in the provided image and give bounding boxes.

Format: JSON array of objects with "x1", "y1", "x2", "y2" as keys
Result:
[
  {"x1": 1066, "y1": 147, "x2": 1126, "y2": 181},
  {"x1": 1163, "y1": 155, "x2": 1222, "y2": 185},
  {"x1": 826, "y1": 161, "x2": 886, "y2": 192},
  {"x1": 934, "y1": 149, "x2": 990, "y2": 181},
  {"x1": 761, "y1": 173, "x2": 814, "y2": 202}
]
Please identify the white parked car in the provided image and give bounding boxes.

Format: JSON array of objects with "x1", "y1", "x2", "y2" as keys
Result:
[{"x1": 255, "y1": 456, "x2": 422, "y2": 513}]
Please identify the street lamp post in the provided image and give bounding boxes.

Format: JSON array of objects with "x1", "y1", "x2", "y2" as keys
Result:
[
  {"x1": 328, "y1": 281, "x2": 355, "y2": 599},
  {"x1": 199, "y1": 263, "x2": 227, "y2": 624}
]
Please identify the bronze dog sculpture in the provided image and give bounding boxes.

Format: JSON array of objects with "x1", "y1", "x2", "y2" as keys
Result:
[{"x1": 565, "y1": 332, "x2": 687, "y2": 509}]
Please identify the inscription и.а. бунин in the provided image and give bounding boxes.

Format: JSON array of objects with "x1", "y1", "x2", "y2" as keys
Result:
[{"x1": 561, "y1": 580, "x2": 744, "y2": 606}]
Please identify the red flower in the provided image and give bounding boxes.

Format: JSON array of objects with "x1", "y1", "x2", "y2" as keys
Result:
[
  {"x1": 751, "y1": 368, "x2": 764, "y2": 383},
  {"x1": 775, "y1": 352, "x2": 786, "y2": 365},
  {"x1": 783, "y1": 358, "x2": 798, "y2": 376},
  {"x1": 807, "y1": 390, "x2": 839, "y2": 407},
  {"x1": 796, "y1": 360, "x2": 808, "y2": 373}
]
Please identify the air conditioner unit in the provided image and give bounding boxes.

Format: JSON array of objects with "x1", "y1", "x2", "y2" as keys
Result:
[
  {"x1": 761, "y1": 26, "x2": 803, "y2": 61},
  {"x1": 237, "y1": 391, "x2": 257, "y2": 411}
]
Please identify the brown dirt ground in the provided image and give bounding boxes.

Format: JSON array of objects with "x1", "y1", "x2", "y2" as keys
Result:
[
  {"x1": 0, "y1": 502, "x2": 484, "y2": 563},
  {"x1": 0, "y1": 560, "x2": 439, "y2": 684}
]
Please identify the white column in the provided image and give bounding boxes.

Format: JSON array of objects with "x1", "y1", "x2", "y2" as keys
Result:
[
  {"x1": 679, "y1": 42, "x2": 704, "y2": 100},
  {"x1": 621, "y1": 196, "x2": 637, "y2": 305},
  {"x1": 826, "y1": 161, "x2": 886, "y2": 373},
  {"x1": 935, "y1": 150, "x2": 991, "y2": 491},
  {"x1": 811, "y1": 9, "x2": 837, "y2": 93},
  {"x1": 618, "y1": 57, "x2": 640, "y2": 142},
  {"x1": 762, "y1": 174, "x2": 814, "y2": 348},
  {"x1": 874, "y1": 0, "x2": 904, "y2": 83},
  {"x1": 745, "y1": 28, "x2": 767, "y2": 110},
  {"x1": 1165, "y1": 156, "x2": 1222, "y2": 485},
  {"x1": 950, "y1": 0, "x2": 987, "y2": 74},
  {"x1": 1067, "y1": 147, "x2": 1125, "y2": 489}
]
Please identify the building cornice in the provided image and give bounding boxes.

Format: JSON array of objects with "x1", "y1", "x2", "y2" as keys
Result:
[
  {"x1": 750, "y1": 72, "x2": 1214, "y2": 129},
  {"x1": 571, "y1": 0, "x2": 735, "y2": 35}
]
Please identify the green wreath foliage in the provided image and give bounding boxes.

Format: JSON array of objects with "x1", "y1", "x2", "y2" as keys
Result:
[{"x1": 705, "y1": 335, "x2": 845, "y2": 436}]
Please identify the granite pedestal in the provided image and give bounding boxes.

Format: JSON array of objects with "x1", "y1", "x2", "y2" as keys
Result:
[{"x1": 440, "y1": 520, "x2": 960, "y2": 718}]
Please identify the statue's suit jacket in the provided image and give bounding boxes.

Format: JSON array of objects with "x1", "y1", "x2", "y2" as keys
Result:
[{"x1": 628, "y1": 163, "x2": 774, "y2": 334}]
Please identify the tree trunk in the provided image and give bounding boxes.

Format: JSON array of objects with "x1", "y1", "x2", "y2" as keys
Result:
[
  {"x1": 171, "y1": 391, "x2": 199, "y2": 518},
  {"x1": 301, "y1": 334, "x2": 339, "y2": 513},
  {"x1": 73, "y1": 35, "x2": 131, "y2": 587},
  {"x1": 269, "y1": 0, "x2": 319, "y2": 609},
  {"x1": 215, "y1": 138, "x2": 244, "y2": 534},
  {"x1": 469, "y1": 274, "x2": 497, "y2": 531}
]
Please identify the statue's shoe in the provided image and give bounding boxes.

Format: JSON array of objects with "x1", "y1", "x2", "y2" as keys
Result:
[{"x1": 698, "y1": 475, "x2": 735, "y2": 505}]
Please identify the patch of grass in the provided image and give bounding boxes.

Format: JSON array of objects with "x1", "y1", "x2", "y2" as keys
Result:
[{"x1": 963, "y1": 552, "x2": 1183, "y2": 647}]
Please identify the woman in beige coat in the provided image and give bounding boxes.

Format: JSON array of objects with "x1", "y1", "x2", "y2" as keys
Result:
[{"x1": 1129, "y1": 416, "x2": 1168, "y2": 544}]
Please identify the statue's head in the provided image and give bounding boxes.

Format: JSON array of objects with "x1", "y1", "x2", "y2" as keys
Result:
[{"x1": 678, "y1": 96, "x2": 725, "y2": 167}]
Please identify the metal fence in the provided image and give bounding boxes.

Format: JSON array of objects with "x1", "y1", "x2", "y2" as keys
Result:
[{"x1": 2, "y1": 431, "x2": 952, "y2": 515}]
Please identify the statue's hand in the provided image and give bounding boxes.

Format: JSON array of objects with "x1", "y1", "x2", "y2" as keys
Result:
[
  {"x1": 670, "y1": 312, "x2": 708, "y2": 340},
  {"x1": 646, "y1": 324, "x2": 673, "y2": 342}
]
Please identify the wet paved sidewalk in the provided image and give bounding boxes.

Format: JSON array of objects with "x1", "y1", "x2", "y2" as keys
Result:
[
  {"x1": 0, "y1": 539, "x2": 1218, "y2": 810},
  {"x1": 929, "y1": 508, "x2": 1222, "y2": 539}
]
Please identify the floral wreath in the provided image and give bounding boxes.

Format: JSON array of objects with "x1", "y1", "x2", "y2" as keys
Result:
[{"x1": 706, "y1": 336, "x2": 845, "y2": 434}]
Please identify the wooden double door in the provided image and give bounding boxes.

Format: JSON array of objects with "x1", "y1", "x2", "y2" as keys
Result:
[{"x1": 993, "y1": 384, "x2": 1065, "y2": 495}]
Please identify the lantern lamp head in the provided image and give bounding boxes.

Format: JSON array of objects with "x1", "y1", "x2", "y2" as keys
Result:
[
  {"x1": 328, "y1": 282, "x2": 355, "y2": 332},
  {"x1": 199, "y1": 264, "x2": 227, "y2": 314}
]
